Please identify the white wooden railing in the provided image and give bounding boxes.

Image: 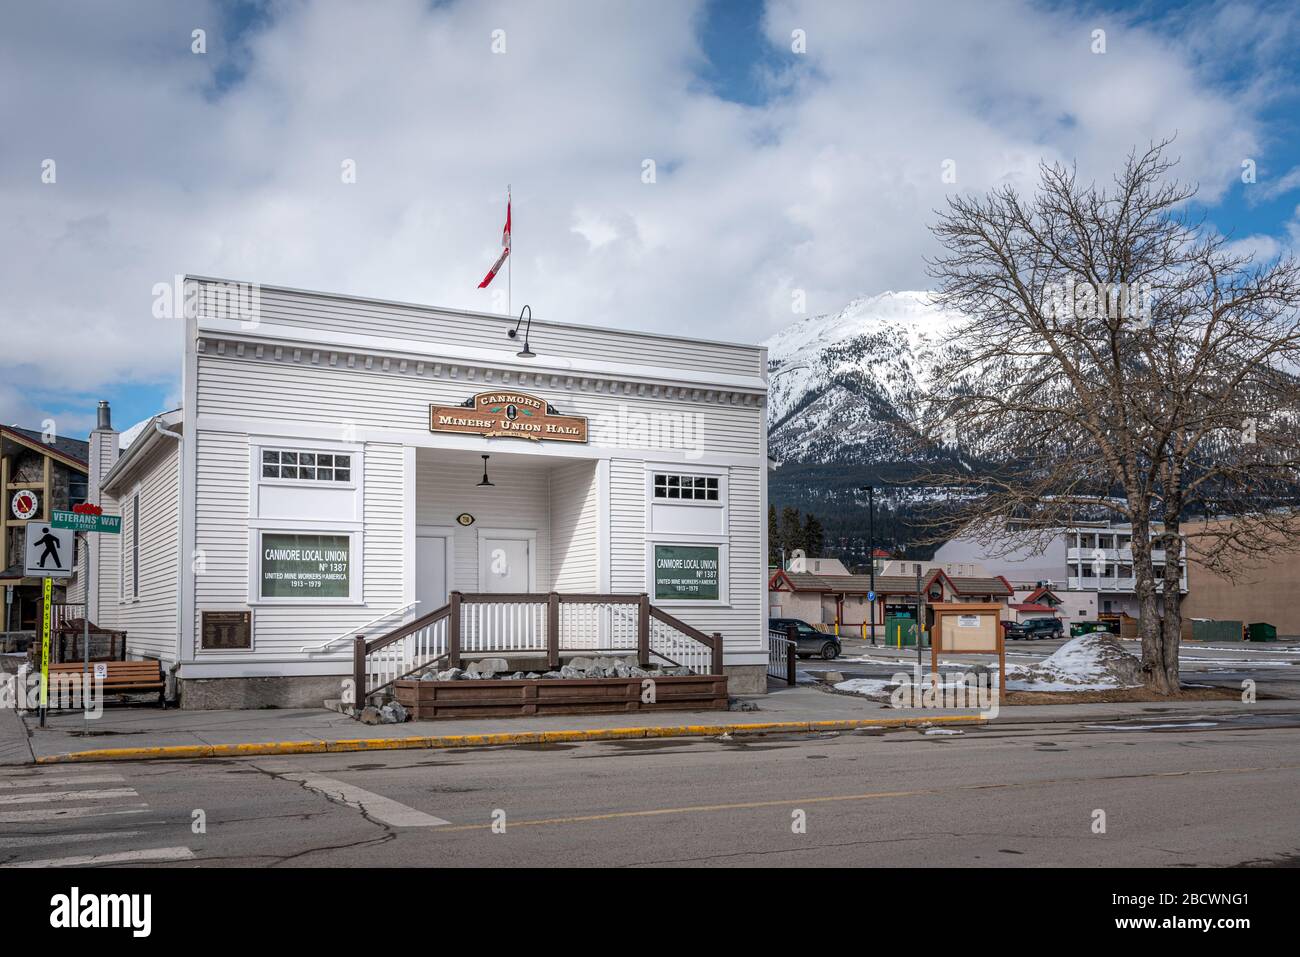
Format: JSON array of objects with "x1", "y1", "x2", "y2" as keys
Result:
[
  {"x1": 768, "y1": 627, "x2": 797, "y2": 685},
  {"x1": 355, "y1": 604, "x2": 450, "y2": 697},
  {"x1": 354, "y1": 592, "x2": 723, "y2": 704},
  {"x1": 304, "y1": 601, "x2": 422, "y2": 654}
]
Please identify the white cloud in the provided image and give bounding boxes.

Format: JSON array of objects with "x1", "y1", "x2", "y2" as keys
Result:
[{"x1": 0, "y1": 0, "x2": 1287, "y2": 426}]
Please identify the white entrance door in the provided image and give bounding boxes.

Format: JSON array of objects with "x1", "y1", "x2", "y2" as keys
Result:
[
  {"x1": 416, "y1": 532, "x2": 450, "y2": 613},
  {"x1": 479, "y1": 535, "x2": 534, "y2": 593}
]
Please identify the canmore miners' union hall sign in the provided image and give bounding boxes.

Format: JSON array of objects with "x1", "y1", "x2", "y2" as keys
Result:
[{"x1": 429, "y1": 392, "x2": 589, "y2": 443}]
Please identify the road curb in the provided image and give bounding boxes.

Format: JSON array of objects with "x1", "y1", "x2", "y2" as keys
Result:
[{"x1": 31, "y1": 714, "x2": 988, "y2": 764}]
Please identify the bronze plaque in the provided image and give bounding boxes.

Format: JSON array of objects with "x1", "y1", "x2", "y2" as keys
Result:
[
  {"x1": 429, "y1": 391, "x2": 588, "y2": 443},
  {"x1": 201, "y1": 610, "x2": 252, "y2": 650}
]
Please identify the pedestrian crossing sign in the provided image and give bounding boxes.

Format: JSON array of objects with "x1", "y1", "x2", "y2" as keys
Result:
[{"x1": 24, "y1": 524, "x2": 75, "y2": 579}]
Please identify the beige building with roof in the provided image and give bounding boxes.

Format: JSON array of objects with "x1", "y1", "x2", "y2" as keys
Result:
[{"x1": 768, "y1": 566, "x2": 1013, "y2": 637}]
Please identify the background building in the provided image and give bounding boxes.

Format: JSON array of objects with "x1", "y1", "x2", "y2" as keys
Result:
[
  {"x1": 1182, "y1": 517, "x2": 1300, "y2": 638},
  {"x1": 935, "y1": 520, "x2": 1187, "y2": 618},
  {"x1": 0, "y1": 424, "x2": 89, "y2": 639},
  {"x1": 768, "y1": 566, "x2": 1013, "y2": 634}
]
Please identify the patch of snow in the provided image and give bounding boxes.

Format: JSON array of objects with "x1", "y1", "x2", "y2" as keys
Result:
[
  {"x1": 117, "y1": 417, "x2": 154, "y2": 450},
  {"x1": 1006, "y1": 632, "x2": 1143, "y2": 691},
  {"x1": 923, "y1": 728, "x2": 964, "y2": 736},
  {"x1": 833, "y1": 678, "x2": 893, "y2": 696}
]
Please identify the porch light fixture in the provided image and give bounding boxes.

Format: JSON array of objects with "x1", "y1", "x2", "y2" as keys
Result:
[
  {"x1": 477, "y1": 454, "x2": 495, "y2": 487},
  {"x1": 508, "y1": 304, "x2": 535, "y2": 357}
]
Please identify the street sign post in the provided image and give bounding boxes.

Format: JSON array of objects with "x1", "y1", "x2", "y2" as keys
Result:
[
  {"x1": 39, "y1": 578, "x2": 51, "y2": 726},
  {"x1": 44, "y1": 508, "x2": 122, "y2": 723}
]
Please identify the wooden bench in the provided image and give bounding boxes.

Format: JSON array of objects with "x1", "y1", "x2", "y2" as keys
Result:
[{"x1": 46, "y1": 660, "x2": 166, "y2": 707}]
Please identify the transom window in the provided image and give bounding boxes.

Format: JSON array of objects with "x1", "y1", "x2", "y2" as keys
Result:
[
  {"x1": 261, "y1": 449, "x2": 352, "y2": 482},
  {"x1": 652, "y1": 473, "x2": 719, "y2": 502}
]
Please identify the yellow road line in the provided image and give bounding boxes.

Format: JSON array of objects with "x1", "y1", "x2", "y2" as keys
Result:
[
  {"x1": 33, "y1": 714, "x2": 987, "y2": 764},
  {"x1": 433, "y1": 763, "x2": 1300, "y2": 833}
]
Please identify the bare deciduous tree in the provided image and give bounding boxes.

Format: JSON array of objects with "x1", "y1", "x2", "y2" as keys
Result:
[{"x1": 913, "y1": 140, "x2": 1300, "y2": 693}]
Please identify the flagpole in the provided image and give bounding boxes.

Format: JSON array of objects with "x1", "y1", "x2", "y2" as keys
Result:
[{"x1": 507, "y1": 184, "x2": 512, "y2": 317}]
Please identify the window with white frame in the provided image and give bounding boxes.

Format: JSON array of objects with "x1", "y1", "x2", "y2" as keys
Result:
[
  {"x1": 652, "y1": 472, "x2": 719, "y2": 502},
  {"x1": 260, "y1": 449, "x2": 352, "y2": 483}
]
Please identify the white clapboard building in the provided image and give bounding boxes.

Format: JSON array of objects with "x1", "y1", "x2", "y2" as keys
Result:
[{"x1": 69, "y1": 277, "x2": 769, "y2": 708}]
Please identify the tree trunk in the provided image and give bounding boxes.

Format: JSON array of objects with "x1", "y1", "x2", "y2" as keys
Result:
[
  {"x1": 1158, "y1": 518, "x2": 1184, "y2": 693},
  {"x1": 1129, "y1": 514, "x2": 1174, "y2": 693}
]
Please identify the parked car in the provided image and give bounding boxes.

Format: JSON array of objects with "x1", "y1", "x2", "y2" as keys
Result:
[
  {"x1": 1002, "y1": 617, "x2": 1064, "y2": 640},
  {"x1": 769, "y1": 617, "x2": 841, "y2": 660}
]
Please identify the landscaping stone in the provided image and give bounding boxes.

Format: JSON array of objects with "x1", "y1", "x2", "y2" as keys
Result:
[
  {"x1": 380, "y1": 701, "x2": 408, "y2": 724},
  {"x1": 358, "y1": 706, "x2": 383, "y2": 725}
]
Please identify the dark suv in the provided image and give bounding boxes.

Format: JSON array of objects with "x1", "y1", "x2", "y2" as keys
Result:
[
  {"x1": 769, "y1": 618, "x2": 841, "y2": 660},
  {"x1": 1002, "y1": 617, "x2": 1064, "y2": 640}
]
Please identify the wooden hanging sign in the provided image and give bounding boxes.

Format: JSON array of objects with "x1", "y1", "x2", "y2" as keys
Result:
[{"x1": 429, "y1": 391, "x2": 588, "y2": 443}]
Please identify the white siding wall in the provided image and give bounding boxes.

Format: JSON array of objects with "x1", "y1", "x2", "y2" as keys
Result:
[
  {"x1": 196, "y1": 358, "x2": 761, "y2": 457},
  {"x1": 197, "y1": 283, "x2": 764, "y2": 380},
  {"x1": 609, "y1": 460, "x2": 764, "y2": 656},
  {"x1": 66, "y1": 538, "x2": 87, "y2": 605},
  {"x1": 609, "y1": 459, "x2": 646, "y2": 598},
  {"x1": 549, "y1": 460, "x2": 599, "y2": 592},
  {"x1": 190, "y1": 430, "x2": 248, "y2": 655},
  {"x1": 191, "y1": 431, "x2": 405, "y2": 660},
  {"x1": 97, "y1": 439, "x2": 181, "y2": 664}
]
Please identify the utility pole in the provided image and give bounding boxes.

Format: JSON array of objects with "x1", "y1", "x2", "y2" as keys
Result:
[
  {"x1": 915, "y1": 564, "x2": 925, "y2": 676},
  {"x1": 861, "y1": 485, "x2": 877, "y2": 646}
]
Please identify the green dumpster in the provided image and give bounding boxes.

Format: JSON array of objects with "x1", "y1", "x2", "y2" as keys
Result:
[
  {"x1": 1189, "y1": 619, "x2": 1243, "y2": 642},
  {"x1": 884, "y1": 616, "x2": 930, "y2": 648},
  {"x1": 1247, "y1": 622, "x2": 1277, "y2": 643},
  {"x1": 1070, "y1": 620, "x2": 1110, "y2": 638}
]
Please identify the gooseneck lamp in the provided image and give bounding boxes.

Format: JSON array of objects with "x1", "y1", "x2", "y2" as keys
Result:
[{"x1": 508, "y1": 304, "x2": 535, "y2": 357}]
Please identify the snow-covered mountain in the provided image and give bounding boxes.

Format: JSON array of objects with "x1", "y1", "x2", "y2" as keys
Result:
[{"x1": 763, "y1": 291, "x2": 967, "y2": 464}]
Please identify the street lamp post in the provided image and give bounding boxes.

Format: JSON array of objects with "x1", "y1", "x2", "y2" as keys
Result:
[{"x1": 861, "y1": 485, "x2": 877, "y2": 646}]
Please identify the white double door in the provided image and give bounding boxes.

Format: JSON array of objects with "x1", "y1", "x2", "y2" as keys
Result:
[
  {"x1": 414, "y1": 528, "x2": 536, "y2": 608},
  {"x1": 415, "y1": 528, "x2": 538, "y2": 652}
]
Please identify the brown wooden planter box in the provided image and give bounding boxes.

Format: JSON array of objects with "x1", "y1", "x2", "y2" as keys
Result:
[{"x1": 393, "y1": 674, "x2": 729, "y2": 720}]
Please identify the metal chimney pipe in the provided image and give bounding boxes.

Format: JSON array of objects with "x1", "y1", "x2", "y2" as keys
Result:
[{"x1": 96, "y1": 400, "x2": 112, "y2": 431}]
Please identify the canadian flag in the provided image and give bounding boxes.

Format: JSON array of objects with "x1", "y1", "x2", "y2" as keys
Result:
[{"x1": 477, "y1": 198, "x2": 511, "y2": 288}]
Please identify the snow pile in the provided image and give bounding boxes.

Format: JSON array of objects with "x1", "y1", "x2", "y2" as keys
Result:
[
  {"x1": 833, "y1": 678, "x2": 894, "y2": 696},
  {"x1": 1006, "y1": 632, "x2": 1143, "y2": 691}
]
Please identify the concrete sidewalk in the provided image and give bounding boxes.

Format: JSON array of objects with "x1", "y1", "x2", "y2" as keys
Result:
[
  {"x1": 4, "y1": 683, "x2": 1297, "y2": 765},
  {"x1": 0, "y1": 709, "x2": 33, "y2": 766}
]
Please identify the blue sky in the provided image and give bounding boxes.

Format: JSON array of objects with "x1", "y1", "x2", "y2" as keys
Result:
[{"x1": 4, "y1": 0, "x2": 1299, "y2": 438}]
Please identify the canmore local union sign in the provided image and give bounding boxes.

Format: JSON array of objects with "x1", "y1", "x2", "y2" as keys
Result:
[{"x1": 429, "y1": 392, "x2": 587, "y2": 443}]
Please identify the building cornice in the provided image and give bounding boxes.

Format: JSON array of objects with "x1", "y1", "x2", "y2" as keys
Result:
[{"x1": 194, "y1": 316, "x2": 767, "y2": 408}]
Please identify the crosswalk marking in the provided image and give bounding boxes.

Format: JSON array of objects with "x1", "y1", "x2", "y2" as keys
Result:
[
  {"x1": 258, "y1": 763, "x2": 450, "y2": 827},
  {"x1": 1, "y1": 846, "x2": 195, "y2": 869},
  {"x1": 0, "y1": 831, "x2": 143, "y2": 849},
  {"x1": 0, "y1": 770, "x2": 195, "y2": 868},
  {"x1": 0, "y1": 803, "x2": 149, "y2": 825},
  {"x1": 0, "y1": 773, "x2": 125, "y2": 790},
  {"x1": 0, "y1": 787, "x2": 138, "y2": 806}
]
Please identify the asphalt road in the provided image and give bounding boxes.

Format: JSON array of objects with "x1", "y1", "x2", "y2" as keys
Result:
[
  {"x1": 827, "y1": 635, "x2": 1300, "y2": 688},
  {"x1": 2, "y1": 713, "x2": 1298, "y2": 867}
]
